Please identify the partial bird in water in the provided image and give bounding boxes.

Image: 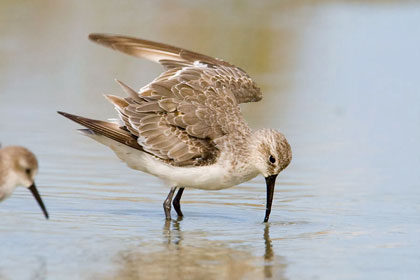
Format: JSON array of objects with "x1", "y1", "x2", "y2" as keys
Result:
[{"x1": 0, "y1": 146, "x2": 49, "y2": 219}]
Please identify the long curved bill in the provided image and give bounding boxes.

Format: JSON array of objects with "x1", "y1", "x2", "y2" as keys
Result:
[
  {"x1": 264, "y1": 175, "x2": 278, "y2": 222},
  {"x1": 28, "y1": 183, "x2": 49, "y2": 219}
]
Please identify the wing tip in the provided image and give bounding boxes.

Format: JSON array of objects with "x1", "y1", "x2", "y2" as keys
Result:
[
  {"x1": 88, "y1": 33, "x2": 108, "y2": 42},
  {"x1": 88, "y1": 33, "x2": 122, "y2": 47}
]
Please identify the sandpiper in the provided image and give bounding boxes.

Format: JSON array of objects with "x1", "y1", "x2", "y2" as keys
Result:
[
  {"x1": 59, "y1": 34, "x2": 292, "y2": 222},
  {"x1": 0, "y1": 146, "x2": 49, "y2": 219}
]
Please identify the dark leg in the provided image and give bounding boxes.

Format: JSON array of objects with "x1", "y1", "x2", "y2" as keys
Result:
[
  {"x1": 163, "y1": 187, "x2": 177, "y2": 220},
  {"x1": 172, "y1": 187, "x2": 185, "y2": 217}
]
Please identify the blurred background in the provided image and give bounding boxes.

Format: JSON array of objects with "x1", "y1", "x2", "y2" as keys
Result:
[{"x1": 1, "y1": 1, "x2": 420, "y2": 279}]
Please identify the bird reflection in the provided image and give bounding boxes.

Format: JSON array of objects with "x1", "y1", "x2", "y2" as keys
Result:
[
  {"x1": 163, "y1": 217, "x2": 183, "y2": 245},
  {"x1": 263, "y1": 223, "x2": 288, "y2": 279},
  {"x1": 161, "y1": 220, "x2": 288, "y2": 280},
  {"x1": 101, "y1": 220, "x2": 288, "y2": 279},
  {"x1": 264, "y1": 223, "x2": 274, "y2": 278},
  {"x1": 30, "y1": 257, "x2": 47, "y2": 280}
]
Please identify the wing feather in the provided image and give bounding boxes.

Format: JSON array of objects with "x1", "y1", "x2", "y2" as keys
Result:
[
  {"x1": 90, "y1": 33, "x2": 262, "y2": 104},
  {"x1": 72, "y1": 34, "x2": 263, "y2": 166}
]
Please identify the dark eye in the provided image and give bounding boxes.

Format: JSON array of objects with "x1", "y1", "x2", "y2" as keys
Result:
[
  {"x1": 269, "y1": 155, "x2": 276, "y2": 164},
  {"x1": 25, "y1": 168, "x2": 31, "y2": 175}
]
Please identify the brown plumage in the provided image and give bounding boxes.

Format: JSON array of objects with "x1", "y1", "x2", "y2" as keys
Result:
[
  {"x1": 58, "y1": 34, "x2": 293, "y2": 222},
  {"x1": 88, "y1": 34, "x2": 262, "y2": 104},
  {"x1": 57, "y1": 111, "x2": 143, "y2": 151},
  {"x1": 61, "y1": 34, "x2": 264, "y2": 167}
]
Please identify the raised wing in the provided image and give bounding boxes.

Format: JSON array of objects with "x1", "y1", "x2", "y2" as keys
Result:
[
  {"x1": 89, "y1": 34, "x2": 262, "y2": 104},
  {"x1": 84, "y1": 34, "x2": 263, "y2": 166},
  {"x1": 107, "y1": 65, "x2": 251, "y2": 166}
]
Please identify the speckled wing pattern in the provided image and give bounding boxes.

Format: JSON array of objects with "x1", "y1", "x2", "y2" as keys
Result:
[{"x1": 89, "y1": 34, "x2": 262, "y2": 166}]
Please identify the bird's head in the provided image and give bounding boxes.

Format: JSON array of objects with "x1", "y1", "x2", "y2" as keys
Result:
[
  {"x1": 251, "y1": 129, "x2": 292, "y2": 222},
  {"x1": 12, "y1": 147, "x2": 39, "y2": 188},
  {"x1": 2, "y1": 146, "x2": 49, "y2": 219}
]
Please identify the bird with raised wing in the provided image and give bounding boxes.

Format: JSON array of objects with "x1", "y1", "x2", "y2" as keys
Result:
[
  {"x1": 0, "y1": 146, "x2": 49, "y2": 219},
  {"x1": 59, "y1": 34, "x2": 291, "y2": 222}
]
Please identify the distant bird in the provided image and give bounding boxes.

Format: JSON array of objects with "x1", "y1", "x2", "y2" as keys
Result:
[
  {"x1": 59, "y1": 34, "x2": 291, "y2": 222},
  {"x1": 0, "y1": 146, "x2": 49, "y2": 219}
]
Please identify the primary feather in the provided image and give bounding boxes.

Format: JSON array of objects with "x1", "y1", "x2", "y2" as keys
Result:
[{"x1": 61, "y1": 34, "x2": 265, "y2": 167}]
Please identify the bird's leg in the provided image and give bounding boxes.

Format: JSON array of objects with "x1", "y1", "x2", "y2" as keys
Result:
[
  {"x1": 163, "y1": 187, "x2": 177, "y2": 220},
  {"x1": 172, "y1": 187, "x2": 185, "y2": 217}
]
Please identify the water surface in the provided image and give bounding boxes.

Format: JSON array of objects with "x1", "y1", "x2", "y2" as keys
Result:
[{"x1": 1, "y1": 1, "x2": 420, "y2": 279}]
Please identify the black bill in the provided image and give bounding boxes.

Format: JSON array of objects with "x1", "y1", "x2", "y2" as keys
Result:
[
  {"x1": 28, "y1": 183, "x2": 49, "y2": 219},
  {"x1": 264, "y1": 175, "x2": 278, "y2": 222}
]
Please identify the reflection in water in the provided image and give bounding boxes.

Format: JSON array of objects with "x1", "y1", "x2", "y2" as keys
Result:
[
  {"x1": 264, "y1": 224, "x2": 274, "y2": 278},
  {"x1": 1, "y1": 0, "x2": 419, "y2": 279},
  {"x1": 263, "y1": 224, "x2": 288, "y2": 279},
  {"x1": 30, "y1": 258, "x2": 47, "y2": 280},
  {"x1": 163, "y1": 217, "x2": 183, "y2": 246},
  {"x1": 95, "y1": 221, "x2": 288, "y2": 280}
]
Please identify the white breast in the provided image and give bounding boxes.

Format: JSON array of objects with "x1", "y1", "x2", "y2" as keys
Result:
[
  {"x1": 106, "y1": 140, "x2": 257, "y2": 190},
  {"x1": 85, "y1": 133, "x2": 260, "y2": 190}
]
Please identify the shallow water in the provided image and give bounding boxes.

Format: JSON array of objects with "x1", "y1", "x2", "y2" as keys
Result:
[{"x1": 1, "y1": 1, "x2": 420, "y2": 279}]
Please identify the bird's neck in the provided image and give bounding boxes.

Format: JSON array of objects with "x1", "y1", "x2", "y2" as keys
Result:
[{"x1": 215, "y1": 131, "x2": 261, "y2": 185}]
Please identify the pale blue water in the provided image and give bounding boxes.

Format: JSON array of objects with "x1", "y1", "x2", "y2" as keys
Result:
[{"x1": 1, "y1": 1, "x2": 419, "y2": 279}]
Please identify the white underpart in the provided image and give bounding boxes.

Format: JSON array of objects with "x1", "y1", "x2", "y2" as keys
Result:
[{"x1": 81, "y1": 132, "x2": 259, "y2": 190}]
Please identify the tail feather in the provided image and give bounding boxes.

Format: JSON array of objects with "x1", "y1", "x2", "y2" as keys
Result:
[{"x1": 57, "y1": 111, "x2": 143, "y2": 151}]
